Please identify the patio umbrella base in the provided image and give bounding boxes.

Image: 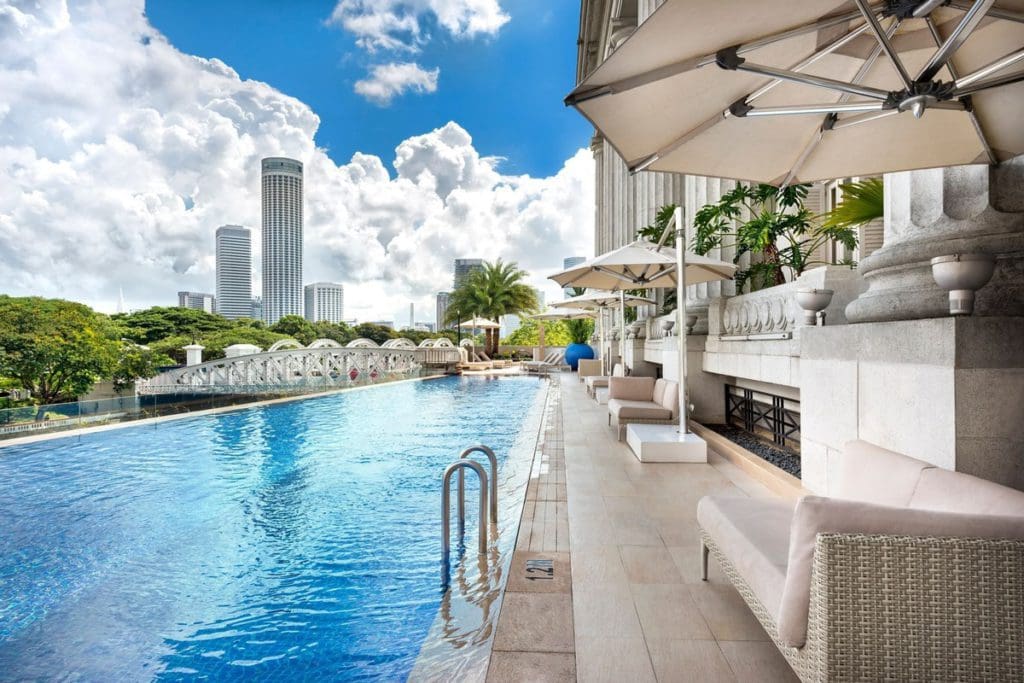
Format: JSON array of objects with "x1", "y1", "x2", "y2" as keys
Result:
[{"x1": 626, "y1": 424, "x2": 708, "y2": 463}]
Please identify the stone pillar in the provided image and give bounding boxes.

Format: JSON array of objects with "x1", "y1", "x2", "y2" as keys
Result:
[
  {"x1": 183, "y1": 344, "x2": 204, "y2": 366},
  {"x1": 846, "y1": 158, "x2": 1024, "y2": 323}
]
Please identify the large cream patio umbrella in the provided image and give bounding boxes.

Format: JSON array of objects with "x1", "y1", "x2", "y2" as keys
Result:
[
  {"x1": 549, "y1": 221, "x2": 737, "y2": 434},
  {"x1": 552, "y1": 291, "x2": 657, "y2": 374},
  {"x1": 459, "y1": 317, "x2": 500, "y2": 353},
  {"x1": 566, "y1": 0, "x2": 1024, "y2": 184}
]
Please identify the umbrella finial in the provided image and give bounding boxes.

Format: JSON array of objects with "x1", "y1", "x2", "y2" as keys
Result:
[{"x1": 911, "y1": 100, "x2": 925, "y2": 119}]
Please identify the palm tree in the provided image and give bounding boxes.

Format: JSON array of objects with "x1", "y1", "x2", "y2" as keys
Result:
[
  {"x1": 821, "y1": 178, "x2": 884, "y2": 230},
  {"x1": 445, "y1": 259, "x2": 539, "y2": 357}
]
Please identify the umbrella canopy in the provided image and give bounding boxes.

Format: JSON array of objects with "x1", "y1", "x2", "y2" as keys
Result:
[
  {"x1": 552, "y1": 292, "x2": 654, "y2": 374},
  {"x1": 458, "y1": 317, "x2": 500, "y2": 329},
  {"x1": 549, "y1": 240, "x2": 738, "y2": 291},
  {"x1": 566, "y1": 0, "x2": 1024, "y2": 184},
  {"x1": 531, "y1": 310, "x2": 597, "y2": 320}
]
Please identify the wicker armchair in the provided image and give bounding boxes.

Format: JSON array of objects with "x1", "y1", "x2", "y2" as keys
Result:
[{"x1": 698, "y1": 440, "x2": 1024, "y2": 682}]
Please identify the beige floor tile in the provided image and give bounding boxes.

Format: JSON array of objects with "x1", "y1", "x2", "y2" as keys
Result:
[
  {"x1": 492, "y1": 592, "x2": 574, "y2": 653},
  {"x1": 573, "y1": 583, "x2": 644, "y2": 639},
  {"x1": 505, "y1": 551, "x2": 571, "y2": 594},
  {"x1": 486, "y1": 651, "x2": 576, "y2": 682},
  {"x1": 630, "y1": 584, "x2": 713, "y2": 640},
  {"x1": 717, "y1": 641, "x2": 800, "y2": 683},
  {"x1": 686, "y1": 584, "x2": 771, "y2": 642},
  {"x1": 646, "y1": 639, "x2": 736, "y2": 683},
  {"x1": 570, "y1": 544, "x2": 629, "y2": 586},
  {"x1": 574, "y1": 637, "x2": 656, "y2": 683},
  {"x1": 666, "y1": 544, "x2": 727, "y2": 585},
  {"x1": 618, "y1": 545, "x2": 684, "y2": 584}
]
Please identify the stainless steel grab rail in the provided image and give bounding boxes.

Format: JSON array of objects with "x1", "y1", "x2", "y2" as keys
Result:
[
  {"x1": 457, "y1": 444, "x2": 498, "y2": 525},
  {"x1": 442, "y1": 459, "x2": 488, "y2": 558}
]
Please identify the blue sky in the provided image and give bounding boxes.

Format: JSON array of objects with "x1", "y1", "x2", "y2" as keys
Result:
[{"x1": 146, "y1": 0, "x2": 591, "y2": 178}]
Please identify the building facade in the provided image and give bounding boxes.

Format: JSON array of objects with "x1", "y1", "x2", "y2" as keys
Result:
[
  {"x1": 436, "y1": 291, "x2": 450, "y2": 329},
  {"x1": 215, "y1": 225, "x2": 252, "y2": 319},
  {"x1": 453, "y1": 258, "x2": 483, "y2": 289},
  {"x1": 261, "y1": 157, "x2": 303, "y2": 324},
  {"x1": 177, "y1": 291, "x2": 216, "y2": 313},
  {"x1": 303, "y1": 282, "x2": 344, "y2": 323},
  {"x1": 562, "y1": 256, "x2": 586, "y2": 296}
]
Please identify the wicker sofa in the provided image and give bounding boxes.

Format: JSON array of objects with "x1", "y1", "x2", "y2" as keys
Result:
[
  {"x1": 606, "y1": 376, "x2": 679, "y2": 440},
  {"x1": 697, "y1": 440, "x2": 1024, "y2": 682}
]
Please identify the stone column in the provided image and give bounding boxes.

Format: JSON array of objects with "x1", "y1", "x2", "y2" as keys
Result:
[{"x1": 846, "y1": 158, "x2": 1024, "y2": 323}]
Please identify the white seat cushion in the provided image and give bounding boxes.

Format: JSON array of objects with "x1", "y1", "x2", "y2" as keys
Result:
[
  {"x1": 608, "y1": 399, "x2": 673, "y2": 420},
  {"x1": 697, "y1": 495, "x2": 794, "y2": 627}
]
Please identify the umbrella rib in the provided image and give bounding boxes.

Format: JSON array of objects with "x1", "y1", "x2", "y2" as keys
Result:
[
  {"x1": 629, "y1": 19, "x2": 880, "y2": 173},
  {"x1": 852, "y1": 0, "x2": 914, "y2": 89},
  {"x1": 917, "y1": 0, "x2": 996, "y2": 83},
  {"x1": 727, "y1": 58, "x2": 892, "y2": 101},
  {"x1": 778, "y1": 19, "x2": 897, "y2": 187},
  {"x1": 924, "y1": 16, "x2": 998, "y2": 165},
  {"x1": 954, "y1": 46, "x2": 1024, "y2": 90},
  {"x1": 947, "y1": 0, "x2": 1024, "y2": 23},
  {"x1": 954, "y1": 69, "x2": 1024, "y2": 96},
  {"x1": 566, "y1": 7, "x2": 870, "y2": 105}
]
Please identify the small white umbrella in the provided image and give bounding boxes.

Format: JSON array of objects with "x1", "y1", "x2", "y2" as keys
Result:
[
  {"x1": 566, "y1": 0, "x2": 1024, "y2": 184},
  {"x1": 548, "y1": 217, "x2": 737, "y2": 433},
  {"x1": 552, "y1": 291, "x2": 657, "y2": 373},
  {"x1": 458, "y1": 317, "x2": 500, "y2": 329}
]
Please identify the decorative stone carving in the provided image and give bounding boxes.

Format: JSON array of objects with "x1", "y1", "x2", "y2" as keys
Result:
[
  {"x1": 846, "y1": 158, "x2": 1024, "y2": 323},
  {"x1": 720, "y1": 284, "x2": 800, "y2": 336}
]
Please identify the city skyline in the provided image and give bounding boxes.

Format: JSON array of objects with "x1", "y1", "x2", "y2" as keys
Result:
[
  {"x1": 215, "y1": 225, "x2": 252, "y2": 320},
  {"x1": 0, "y1": 2, "x2": 594, "y2": 324}
]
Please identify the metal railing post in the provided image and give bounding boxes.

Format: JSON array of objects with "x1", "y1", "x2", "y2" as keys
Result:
[
  {"x1": 442, "y1": 460, "x2": 489, "y2": 561},
  {"x1": 458, "y1": 445, "x2": 498, "y2": 524}
]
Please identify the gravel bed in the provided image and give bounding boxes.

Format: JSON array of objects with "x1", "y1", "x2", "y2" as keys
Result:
[{"x1": 707, "y1": 424, "x2": 801, "y2": 478}]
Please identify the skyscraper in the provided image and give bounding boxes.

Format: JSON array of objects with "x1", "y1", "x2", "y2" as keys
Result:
[
  {"x1": 304, "y1": 282, "x2": 344, "y2": 323},
  {"x1": 215, "y1": 225, "x2": 252, "y2": 319},
  {"x1": 436, "y1": 291, "x2": 450, "y2": 329},
  {"x1": 178, "y1": 291, "x2": 216, "y2": 313},
  {"x1": 453, "y1": 258, "x2": 484, "y2": 289},
  {"x1": 562, "y1": 256, "x2": 585, "y2": 296},
  {"x1": 262, "y1": 157, "x2": 303, "y2": 324}
]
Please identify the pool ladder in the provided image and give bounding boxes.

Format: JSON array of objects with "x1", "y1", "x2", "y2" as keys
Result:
[{"x1": 441, "y1": 445, "x2": 498, "y2": 560}]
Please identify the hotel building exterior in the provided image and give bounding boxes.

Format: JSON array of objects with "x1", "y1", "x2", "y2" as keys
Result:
[
  {"x1": 177, "y1": 291, "x2": 216, "y2": 313},
  {"x1": 261, "y1": 157, "x2": 303, "y2": 324}
]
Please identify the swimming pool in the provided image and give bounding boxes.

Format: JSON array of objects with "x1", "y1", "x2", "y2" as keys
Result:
[{"x1": 0, "y1": 375, "x2": 545, "y2": 680}]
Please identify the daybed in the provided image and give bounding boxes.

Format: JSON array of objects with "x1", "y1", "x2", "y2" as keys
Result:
[{"x1": 698, "y1": 440, "x2": 1024, "y2": 682}]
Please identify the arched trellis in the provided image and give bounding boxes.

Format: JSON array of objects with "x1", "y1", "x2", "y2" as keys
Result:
[
  {"x1": 433, "y1": 338, "x2": 455, "y2": 348},
  {"x1": 382, "y1": 338, "x2": 417, "y2": 349},
  {"x1": 307, "y1": 338, "x2": 342, "y2": 349},
  {"x1": 460, "y1": 338, "x2": 476, "y2": 348},
  {"x1": 346, "y1": 338, "x2": 379, "y2": 348},
  {"x1": 268, "y1": 338, "x2": 303, "y2": 352},
  {"x1": 418, "y1": 339, "x2": 437, "y2": 348}
]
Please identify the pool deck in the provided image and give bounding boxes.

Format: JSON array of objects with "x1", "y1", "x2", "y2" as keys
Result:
[{"x1": 486, "y1": 375, "x2": 798, "y2": 683}]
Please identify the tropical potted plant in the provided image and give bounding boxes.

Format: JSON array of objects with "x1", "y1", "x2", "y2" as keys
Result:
[{"x1": 563, "y1": 317, "x2": 595, "y2": 371}]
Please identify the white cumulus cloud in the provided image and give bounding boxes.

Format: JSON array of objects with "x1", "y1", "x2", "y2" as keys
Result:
[
  {"x1": 0, "y1": 0, "x2": 593, "y2": 325},
  {"x1": 327, "y1": 0, "x2": 509, "y2": 53},
  {"x1": 353, "y1": 62, "x2": 439, "y2": 106}
]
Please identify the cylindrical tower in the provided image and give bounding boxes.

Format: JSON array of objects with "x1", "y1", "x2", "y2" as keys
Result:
[{"x1": 261, "y1": 157, "x2": 303, "y2": 324}]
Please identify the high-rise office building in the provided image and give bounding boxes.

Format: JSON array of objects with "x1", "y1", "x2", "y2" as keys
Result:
[
  {"x1": 436, "y1": 291, "x2": 450, "y2": 329},
  {"x1": 304, "y1": 282, "x2": 344, "y2": 323},
  {"x1": 562, "y1": 256, "x2": 585, "y2": 296},
  {"x1": 261, "y1": 157, "x2": 303, "y2": 324},
  {"x1": 251, "y1": 296, "x2": 263, "y2": 321},
  {"x1": 215, "y1": 225, "x2": 252, "y2": 319},
  {"x1": 178, "y1": 291, "x2": 216, "y2": 313},
  {"x1": 453, "y1": 258, "x2": 484, "y2": 289}
]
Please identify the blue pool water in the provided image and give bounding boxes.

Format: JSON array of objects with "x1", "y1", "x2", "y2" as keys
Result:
[{"x1": 0, "y1": 375, "x2": 544, "y2": 681}]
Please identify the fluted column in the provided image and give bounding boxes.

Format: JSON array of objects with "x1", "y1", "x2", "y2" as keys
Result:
[{"x1": 846, "y1": 157, "x2": 1024, "y2": 323}]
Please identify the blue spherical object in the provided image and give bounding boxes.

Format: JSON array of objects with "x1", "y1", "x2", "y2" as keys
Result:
[{"x1": 564, "y1": 342, "x2": 595, "y2": 371}]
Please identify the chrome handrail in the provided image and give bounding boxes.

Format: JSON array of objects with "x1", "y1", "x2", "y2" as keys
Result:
[
  {"x1": 458, "y1": 444, "x2": 498, "y2": 525},
  {"x1": 442, "y1": 460, "x2": 488, "y2": 558}
]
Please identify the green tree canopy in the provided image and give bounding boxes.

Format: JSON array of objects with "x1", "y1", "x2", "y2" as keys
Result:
[
  {"x1": 112, "y1": 306, "x2": 232, "y2": 345},
  {"x1": 504, "y1": 318, "x2": 572, "y2": 347},
  {"x1": 354, "y1": 323, "x2": 397, "y2": 346},
  {"x1": 0, "y1": 296, "x2": 119, "y2": 403},
  {"x1": 269, "y1": 315, "x2": 317, "y2": 345}
]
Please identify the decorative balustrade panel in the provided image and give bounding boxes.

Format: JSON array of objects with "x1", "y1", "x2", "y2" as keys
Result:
[
  {"x1": 720, "y1": 283, "x2": 801, "y2": 337},
  {"x1": 137, "y1": 347, "x2": 461, "y2": 395}
]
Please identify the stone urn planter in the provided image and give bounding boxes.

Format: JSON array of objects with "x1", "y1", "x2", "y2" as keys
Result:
[{"x1": 795, "y1": 288, "x2": 834, "y2": 326}]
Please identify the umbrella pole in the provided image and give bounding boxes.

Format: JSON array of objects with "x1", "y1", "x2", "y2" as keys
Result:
[
  {"x1": 619, "y1": 291, "x2": 626, "y2": 370},
  {"x1": 674, "y1": 206, "x2": 689, "y2": 435}
]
